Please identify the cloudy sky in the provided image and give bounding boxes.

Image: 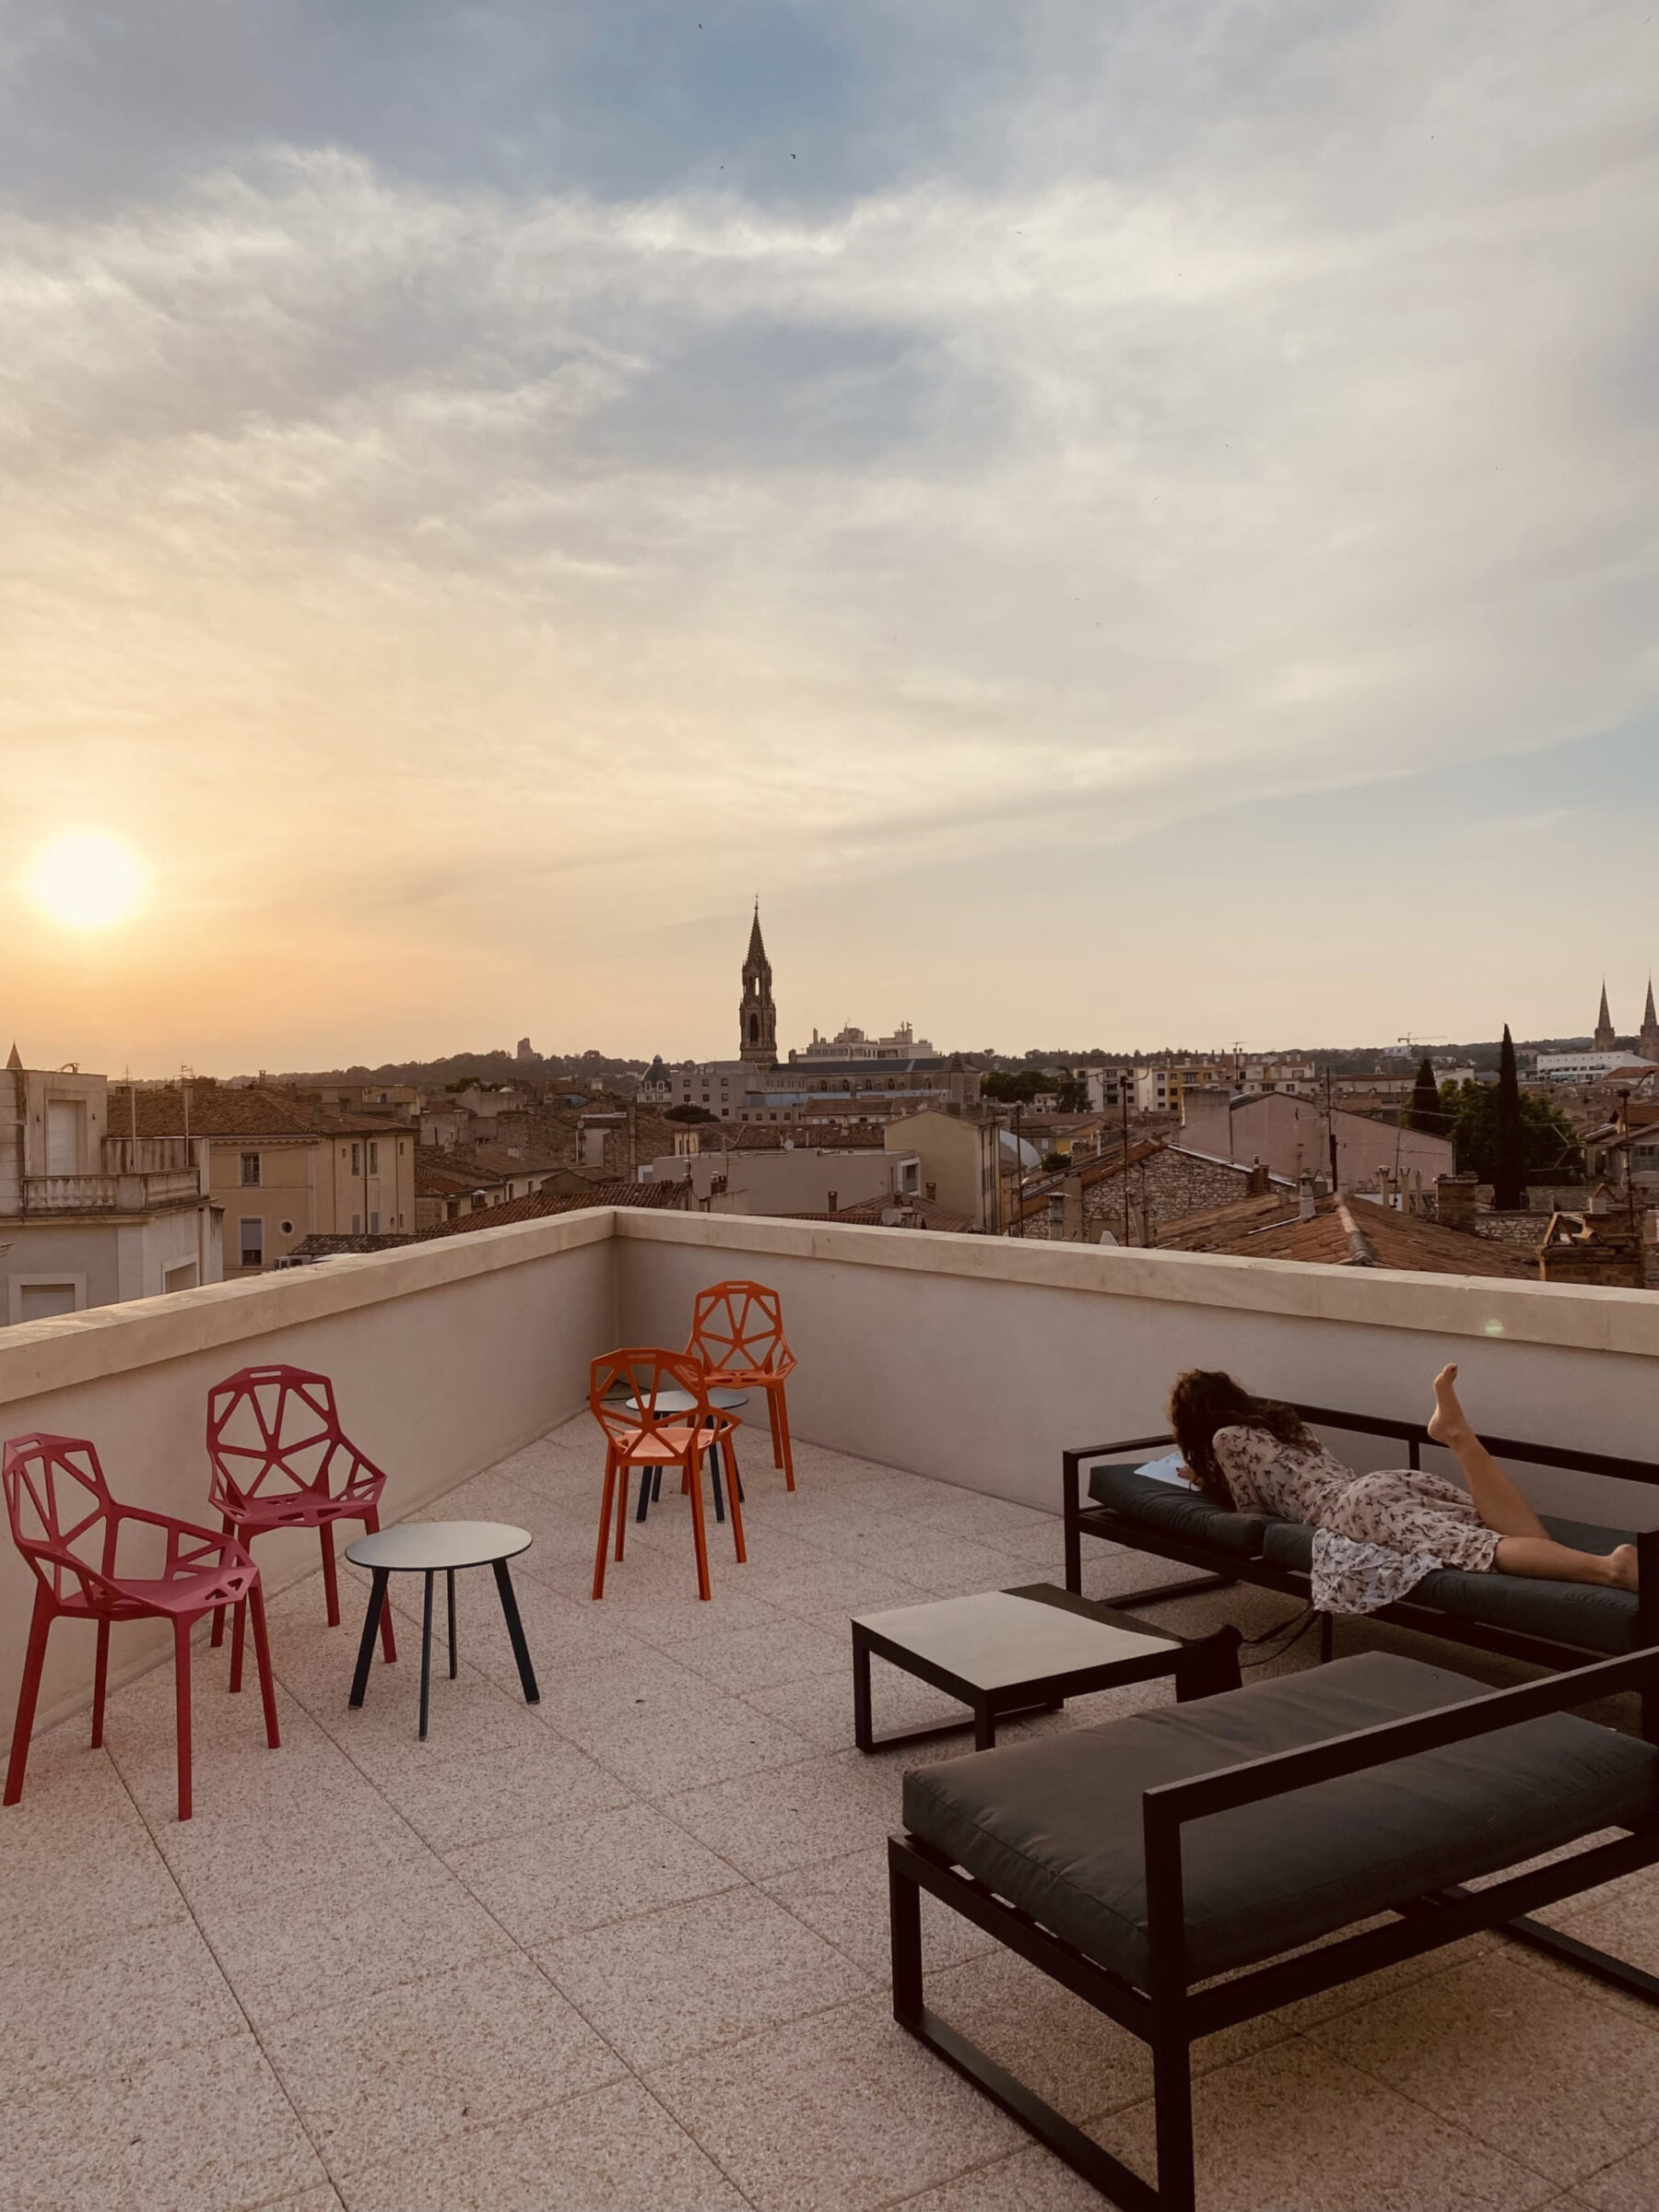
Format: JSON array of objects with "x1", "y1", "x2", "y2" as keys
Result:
[{"x1": 4, "y1": 2, "x2": 1656, "y2": 1071}]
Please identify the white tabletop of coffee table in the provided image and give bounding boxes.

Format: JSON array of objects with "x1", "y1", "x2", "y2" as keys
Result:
[{"x1": 853, "y1": 1589, "x2": 1177, "y2": 1693}]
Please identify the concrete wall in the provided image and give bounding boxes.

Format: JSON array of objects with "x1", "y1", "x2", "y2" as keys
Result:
[
  {"x1": 617, "y1": 1211, "x2": 1659, "y2": 1530},
  {"x1": 0, "y1": 1212, "x2": 616, "y2": 1736},
  {"x1": 1182, "y1": 1091, "x2": 1453, "y2": 1190}
]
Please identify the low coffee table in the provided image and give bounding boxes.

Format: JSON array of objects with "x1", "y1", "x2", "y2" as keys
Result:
[
  {"x1": 346, "y1": 1521, "x2": 540, "y2": 1740},
  {"x1": 851, "y1": 1583, "x2": 1241, "y2": 1753}
]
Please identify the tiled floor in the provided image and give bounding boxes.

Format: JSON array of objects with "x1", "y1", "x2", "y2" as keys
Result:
[{"x1": 3, "y1": 1419, "x2": 1656, "y2": 2210}]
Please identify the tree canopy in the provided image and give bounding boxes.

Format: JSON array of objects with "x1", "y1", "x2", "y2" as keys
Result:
[
  {"x1": 1405, "y1": 1057, "x2": 1444, "y2": 1134},
  {"x1": 1437, "y1": 1075, "x2": 1581, "y2": 1190}
]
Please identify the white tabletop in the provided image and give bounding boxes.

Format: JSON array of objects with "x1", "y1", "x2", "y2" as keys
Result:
[
  {"x1": 346, "y1": 1521, "x2": 532, "y2": 1573},
  {"x1": 853, "y1": 1590, "x2": 1176, "y2": 1692}
]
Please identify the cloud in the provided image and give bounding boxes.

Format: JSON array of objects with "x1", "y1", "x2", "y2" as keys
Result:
[{"x1": 1, "y1": 3, "x2": 1656, "y2": 1063}]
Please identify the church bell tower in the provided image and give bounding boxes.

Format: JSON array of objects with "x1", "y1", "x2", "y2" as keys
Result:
[
  {"x1": 739, "y1": 905, "x2": 778, "y2": 1067},
  {"x1": 1594, "y1": 982, "x2": 1617, "y2": 1054}
]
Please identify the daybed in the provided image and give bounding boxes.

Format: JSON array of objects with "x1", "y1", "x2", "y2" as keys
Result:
[
  {"x1": 891, "y1": 1645, "x2": 1659, "y2": 2210},
  {"x1": 1062, "y1": 1403, "x2": 1659, "y2": 1730}
]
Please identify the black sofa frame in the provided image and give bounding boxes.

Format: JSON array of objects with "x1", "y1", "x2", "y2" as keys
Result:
[
  {"x1": 890, "y1": 1645, "x2": 1659, "y2": 2212},
  {"x1": 1063, "y1": 1403, "x2": 1659, "y2": 1725}
]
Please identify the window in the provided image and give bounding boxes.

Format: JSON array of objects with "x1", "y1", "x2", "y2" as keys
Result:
[
  {"x1": 240, "y1": 1152, "x2": 261, "y2": 1186},
  {"x1": 350, "y1": 1143, "x2": 361, "y2": 1174},
  {"x1": 279, "y1": 1218, "x2": 294, "y2": 1234},
  {"x1": 368, "y1": 1141, "x2": 379, "y2": 1173},
  {"x1": 369, "y1": 1210, "x2": 380, "y2": 1233},
  {"x1": 239, "y1": 1218, "x2": 264, "y2": 1269},
  {"x1": 351, "y1": 1213, "x2": 361, "y2": 1233}
]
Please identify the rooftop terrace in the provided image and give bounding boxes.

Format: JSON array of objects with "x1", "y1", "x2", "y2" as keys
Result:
[{"x1": 5, "y1": 1209, "x2": 1659, "y2": 2209}]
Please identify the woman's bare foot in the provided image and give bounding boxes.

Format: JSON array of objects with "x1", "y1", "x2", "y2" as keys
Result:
[
  {"x1": 1427, "y1": 1363, "x2": 1472, "y2": 1448},
  {"x1": 1606, "y1": 1544, "x2": 1641, "y2": 1592}
]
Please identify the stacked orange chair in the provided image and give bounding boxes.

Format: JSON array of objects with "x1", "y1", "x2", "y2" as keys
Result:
[
  {"x1": 590, "y1": 1350, "x2": 746, "y2": 1601},
  {"x1": 687, "y1": 1280, "x2": 797, "y2": 1489}
]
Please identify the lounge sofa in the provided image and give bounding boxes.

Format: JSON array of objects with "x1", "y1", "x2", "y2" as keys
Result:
[
  {"x1": 1062, "y1": 1403, "x2": 1659, "y2": 1729},
  {"x1": 890, "y1": 1644, "x2": 1659, "y2": 2210}
]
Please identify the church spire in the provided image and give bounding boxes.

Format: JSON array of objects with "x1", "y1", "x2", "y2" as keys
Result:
[
  {"x1": 1641, "y1": 978, "x2": 1659, "y2": 1066},
  {"x1": 1594, "y1": 982, "x2": 1617, "y2": 1053},
  {"x1": 739, "y1": 905, "x2": 778, "y2": 1067}
]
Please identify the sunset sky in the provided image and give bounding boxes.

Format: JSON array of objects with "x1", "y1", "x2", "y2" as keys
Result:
[{"x1": 4, "y1": 4, "x2": 1656, "y2": 1072}]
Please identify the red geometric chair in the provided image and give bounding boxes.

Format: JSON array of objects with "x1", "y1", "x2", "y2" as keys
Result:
[
  {"x1": 687, "y1": 1281, "x2": 797, "y2": 1489},
  {"x1": 4, "y1": 1432, "x2": 278, "y2": 1821},
  {"x1": 206, "y1": 1364, "x2": 396, "y2": 1684},
  {"x1": 589, "y1": 1349, "x2": 747, "y2": 1602}
]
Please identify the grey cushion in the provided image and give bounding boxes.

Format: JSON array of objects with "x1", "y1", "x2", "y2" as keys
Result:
[
  {"x1": 1414, "y1": 1511, "x2": 1639, "y2": 1654},
  {"x1": 1087, "y1": 1463, "x2": 1265, "y2": 1559},
  {"x1": 901, "y1": 1653, "x2": 1659, "y2": 1989},
  {"x1": 1256, "y1": 1512, "x2": 1637, "y2": 1653},
  {"x1": 1260, "y1": 1517, "x2": 1312, "y2": 1571}
]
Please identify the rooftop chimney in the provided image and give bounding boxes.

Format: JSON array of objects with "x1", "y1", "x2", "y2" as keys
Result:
[{"x1": 1299, "y1": 1174, "x2": 1316, "y2": 1221}]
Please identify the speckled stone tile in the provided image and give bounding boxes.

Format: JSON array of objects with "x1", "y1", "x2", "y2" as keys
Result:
[
  {"x1": 342, "y1": 2077, "x2": 750, "y2": 2211},
  {"x1": 0, "y1": 2030, "x2": 327, "y2": 2211},
  {"x1": 763, "y1": 1842, "x2": 999, "y2": 1982},
  {"x1": 261, "y1": 1951, "x2": 624, "y2": 2179},
  {"x1": 649, "y1": 1990, "x2": 1025, "y2": 2212},
  {"x1": 539, "y1": 1884, "x2": 870, "y2": 2067},
  {"x1": 1090, "y1": 2037, "x2": 1560, "y2": 2212},
  {"x1": 924, "y1": 1947, "x2": 1289, "y2": 2127},
  {"x1": 892, "y1": 2144, "x2": 1110, "y2": 2208},
  {"x1": 174, "y1": 1825, "x2": 513, "y2": 2030},
  {"x1": 738, "y1": 1661, "x2": 969, "y2": 1752},
  {"x1": 0, "y1": 1912, "x2": 245, "y2": 2097},
  {"x1": 1308, "y1": 1950, "x2": 1659, "y2": 2187},
  {"x1": 350, "y1": 1729, "x2": 632, "y2": 1853},
  {"x1": 449, "y1": 1796, "x2": 745, "y2": 1946},
  {"x1": 1573, "y1": 2136, "x2": 1659, "y2": 2210},
  {"x1": 652, "y1": 1615, "x2": 853, "y2": 1694},
  {"x1": 660, "y1": 1747, "x2": 904, "y2": 1880},
  {"x1": 550, "y1": 1665, "x2": 814, "y2": 1795}
]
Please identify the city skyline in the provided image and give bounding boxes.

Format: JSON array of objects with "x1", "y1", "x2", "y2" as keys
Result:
[{"x1": 6, "y1": 5, "x2": 1657, "y2": 1067}]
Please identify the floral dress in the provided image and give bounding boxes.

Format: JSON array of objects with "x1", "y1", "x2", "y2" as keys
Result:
[{"x1": 1212, "y1": 1423, "x2": 1502, "y2": 1616}]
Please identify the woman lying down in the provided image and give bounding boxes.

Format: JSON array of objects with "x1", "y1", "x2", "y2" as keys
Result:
[{"x1": 1168, "y1": 1363, "x2": 1638, "y2": 1616}]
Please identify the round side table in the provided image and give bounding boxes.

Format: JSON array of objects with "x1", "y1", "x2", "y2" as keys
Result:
[{"x1": 345, "y1": 1521, "x2": 539, "y2": 1739}]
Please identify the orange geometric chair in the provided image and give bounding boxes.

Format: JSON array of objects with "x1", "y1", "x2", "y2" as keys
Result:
[
  {"x1": 4, "y1": 1431, "x2": 279, "y2": 1821},
  {"x1": 687, "y1": 1280, "x2": 797, "y2": 1489},
  {"x1": 206, "y1": 1365, "x2": 396, "y2": 1685},
  {"x1": 589, "y1": 1349, "x2": 746, "y2": 1602}
]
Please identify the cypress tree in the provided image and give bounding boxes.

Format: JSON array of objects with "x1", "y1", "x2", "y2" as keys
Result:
[
  {"x1": 1492, "y1": 1024, "x2": 1524, "y2": 1208},
  {"x1": 1406, "y1": 1056, "x2": 1441, "y2": 1134}
]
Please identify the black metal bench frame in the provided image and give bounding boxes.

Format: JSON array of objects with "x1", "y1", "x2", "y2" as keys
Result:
[
  {"x1": 1062, "y1": 1404, "x2": 1659, "y2": 1729},
  {"x1": 890, "y1": 1645, "x2": 1659, "y2": 2211}
]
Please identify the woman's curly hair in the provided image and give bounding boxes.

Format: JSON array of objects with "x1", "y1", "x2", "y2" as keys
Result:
[{"x1": 1169, "y1": 1370, "x2": 1314, "y2": 1507}]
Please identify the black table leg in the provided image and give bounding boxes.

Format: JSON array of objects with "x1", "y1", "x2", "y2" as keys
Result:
[
  {"x1": 853, "y1": 1629, "x2": 874, "y2": 1753},
  {"x1": 492, "y1": 1559, "x2": 540, "y2": 1704},
  {"x1": 447, "y1": 1567, "x2": 458, "y2": 1678},
  {"x1": 348, "y1": 1571, "x2": 390, "y2": 1708},
  {"x1": 711, "y1": 1446, "x2": 726, "y2": 1524},
  {"x1": 973, "y1": 1697, "x2": 996, "y2": 1752},
  {"x1": 419, "y1": 1571, "x2": 434, "y2": 1740}
]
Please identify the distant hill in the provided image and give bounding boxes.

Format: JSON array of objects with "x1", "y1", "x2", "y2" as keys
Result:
[{"x1": 259, "y1": 1048, "x2": 649, "y2": 1088}]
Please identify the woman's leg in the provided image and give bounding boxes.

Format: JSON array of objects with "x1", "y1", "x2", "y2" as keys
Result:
[
  {"x1": 1426, "y1": 1364, "x2": 1550, "y2": 1540},
  {"x1": 1493, "y1": 1535, "x2": 1639, "y2": 1590}
]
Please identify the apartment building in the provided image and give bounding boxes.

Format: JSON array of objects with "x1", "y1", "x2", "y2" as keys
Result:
[
  {"x1": 112, "y1": 1083, "x2": 418, "y2": 1275},
  {"x1": 2, "y1": 1054, "x2": 219, "y2": 1323}
]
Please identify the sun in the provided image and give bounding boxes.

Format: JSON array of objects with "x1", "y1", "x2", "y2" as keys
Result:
[{"x1": 26, "y1": 830, "x2": 147, "y2": 931}]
